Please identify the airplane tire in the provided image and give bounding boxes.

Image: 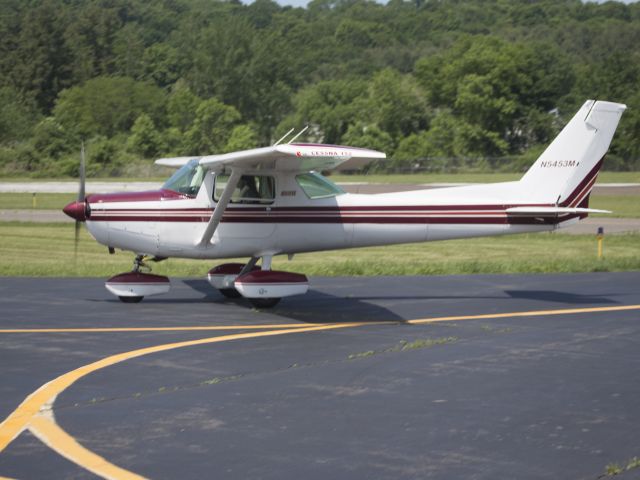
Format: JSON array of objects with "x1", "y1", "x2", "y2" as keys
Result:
[
  {"x1": 219, "y1": 288, "x2": 242, "y2": 299},
  {"x1": 249, "y1": 297, "x2": 281, "y2": 309},
  {"x1": 119, "y1": 296, "x2": 144, "y2": 303}
]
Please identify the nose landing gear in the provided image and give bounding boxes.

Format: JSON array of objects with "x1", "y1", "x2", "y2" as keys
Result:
[{"x1": 105, "y1": 254, "x2": 171, "y2": 303}]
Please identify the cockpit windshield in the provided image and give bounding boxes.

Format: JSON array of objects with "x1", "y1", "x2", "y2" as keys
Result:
[{"x1": 162, "y1": 159, "x2": 205, "y2": 197}]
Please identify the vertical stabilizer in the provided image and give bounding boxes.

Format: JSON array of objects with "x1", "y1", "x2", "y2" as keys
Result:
[{"x1": 519, "y1": 100, "x2": 626, "y2": 206}]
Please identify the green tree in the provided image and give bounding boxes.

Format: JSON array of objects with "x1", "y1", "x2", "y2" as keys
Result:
[
  {"x1": 334, "y1": 19, "x2": 392, "y2": 48},
  {"x1": 184, "y1": 98, "x2": 242, "y2": 154},
  {"x1": 368, "y1": 68, "x2": 428, "y2": 141},
  {"x1": 224, "y1": 124, "x2": 258, "y2": 153},
  {"x1": 0, "y1": 87, "x2": 39, "y2": 142},
  {"x1": 167, "y1": 84, "x2": 201, "y2": 133},
  {"x1": 185, "y1": 16, "x2": 254, "y2": 109},
  {"x1": 63, "y1": 1, "x2": 129, "y2": 82},
  {"x1": 611, "y1": 92, "x2": 640, "y2": 167},
  {"x1": 5, "y1": 0, "x2": 73, "y2": 111},
  {"x1": 415, "y1": 36, "x2": 573, "y2": 155},
  {"x1": 2, "y1": 0, "x2": 640, "y2": 173},
  {"x1": 128, "y1": 114, "x2": 164, "y2": 158},
  {"x1": 142, "y1": 43, "x2": 181, "y2": 88},
  {"x1": 113, "y1": 23, "x2": 146, "y2": 79},
  {"x1": 53, "y1": 76, "x2": 165, "y2": 137},
  {"x1": 281, "y1": 78, "x2": 369, "y2": 144},
  {"x1": 342, "y1": 123, "x2": 393, "y2": 155},
  {"x1": 32, "y1": 117, "x2": 76, "y2": 159}
]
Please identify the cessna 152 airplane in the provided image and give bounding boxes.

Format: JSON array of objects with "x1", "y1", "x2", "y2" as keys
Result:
[{"x1": 63, "y1": 99, "x2": 626, "y2": 307}]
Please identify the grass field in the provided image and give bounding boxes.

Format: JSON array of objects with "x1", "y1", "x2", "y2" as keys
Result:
[
  {"x1": 589, "y1": 196, "x2": 640, "y2": 218},
  {"x1": 0, "y1": 192, "x2": 77, "y2": 210},
  {"x1": 1, "y1": 222, "x2": 638, "y2": 277},
  {"x1": 1, "y1": 192, "x2": 637, "y2": 217}
]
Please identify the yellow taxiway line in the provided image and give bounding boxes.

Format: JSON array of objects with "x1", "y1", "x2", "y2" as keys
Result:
[
  {"x1": 407, "y1": 304, "x2": 640, "y2": 325},
  {"x1": 29, "y1": 414, "x2": 146, "y2": 480},
  {"x1": 1, "y1": 304, "x2": 639, "y2": 479},
  {"x1": 0, "y1": 324, "x2": 314, "y2": 334},
  {"x1": 0, "y1": 323, "x2": 364, "y2": 454},
  {"x1": 1, "y1": 305, "x2": 638, "y2": 335}
]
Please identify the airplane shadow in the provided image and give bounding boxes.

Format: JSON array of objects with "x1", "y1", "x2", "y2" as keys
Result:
[
  {"x1": 182, "y1": 279, "x2": 405, "y2": 324},
  {"x1": 105, "y1": 280, "x2": 620, "y2": 325},
  {"x1": 504, "y1": 290, "x2": 618, "y2": 305}
]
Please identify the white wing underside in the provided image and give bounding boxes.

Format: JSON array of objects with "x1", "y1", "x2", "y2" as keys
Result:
[{"x1": 156, "y1": 143, "x2": 386, "y2": 172}]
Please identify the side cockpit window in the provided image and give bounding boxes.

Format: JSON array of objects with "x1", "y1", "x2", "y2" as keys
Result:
[
  {"x1": 162, "y1": 159, "x2": 206, "y2": 197},
  {"x1": 214, "y1": 174, "x2": 275, "y2": 204},
  {"x1": 296, "y1": 172, "x2": 344, "y2": 199}
]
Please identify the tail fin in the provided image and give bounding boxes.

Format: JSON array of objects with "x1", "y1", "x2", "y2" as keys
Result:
[{"x1": 519, "y1": 100, "x2": 626, "y2": 206}]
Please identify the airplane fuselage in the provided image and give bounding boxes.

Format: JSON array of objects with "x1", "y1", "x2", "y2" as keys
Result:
[
  {"x1": 61, "y1": 100, "x2": 626, "y2": 305},
  {"x1": 83, "y1": 169, "x2": 581, "y2": 261}
]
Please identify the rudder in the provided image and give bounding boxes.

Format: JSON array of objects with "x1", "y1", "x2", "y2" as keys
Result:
[{"x1": 519, "y1": 100, "x2": 626, "y2": 206}]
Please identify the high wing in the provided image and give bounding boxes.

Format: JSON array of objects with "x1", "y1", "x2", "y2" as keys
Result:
[
  {"x1": 155, "y1": 143, "x2": 386, "y2": 172},
  {"x1": 156, "y1": 143, "x2": 386, "y2": 247}
]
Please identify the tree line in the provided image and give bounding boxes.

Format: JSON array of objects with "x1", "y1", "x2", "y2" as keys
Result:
[{"x1": 1, "y1": 0, "x2": 639, "y2": 176}]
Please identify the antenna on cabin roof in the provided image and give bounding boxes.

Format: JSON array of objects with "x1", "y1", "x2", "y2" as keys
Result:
[
  {"x1": 273, "y1": 128, "x2": 294, "y2": 146},
  {"x1": 287, "y1": 125, "x2": 309, "y2": 144}
]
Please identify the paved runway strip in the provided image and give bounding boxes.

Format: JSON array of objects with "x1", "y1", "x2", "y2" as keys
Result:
[{"x1": 0, "y1": 273, "x2": 639, "y2": 479}]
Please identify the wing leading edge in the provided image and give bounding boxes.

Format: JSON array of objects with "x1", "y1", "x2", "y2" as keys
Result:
[{"x1": 155, "y1": 143, "x2": 386, "y2": 172}]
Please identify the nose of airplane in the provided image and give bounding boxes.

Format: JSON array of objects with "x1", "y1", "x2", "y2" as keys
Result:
[{"x1": 63, "y1": 200, "x2": 87, "y2": 222}]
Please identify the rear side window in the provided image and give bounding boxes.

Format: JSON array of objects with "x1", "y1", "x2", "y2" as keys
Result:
[
  {"x1": 214, "y1": 174, "x2": 275, "y2": 204},
  {"x1": 296, "y1": 172, "x2": 344, "y2": 199}
]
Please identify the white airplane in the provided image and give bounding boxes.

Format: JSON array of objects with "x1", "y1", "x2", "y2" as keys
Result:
[{"x1": 64, "y1": 100, "x2": 626, "y2": 307}]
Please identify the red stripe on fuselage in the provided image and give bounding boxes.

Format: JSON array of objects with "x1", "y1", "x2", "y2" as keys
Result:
[
  {"x1": 87, "y1": 189, "x2": 189, "y2": 203},
  {"x1": 88, "y1": 211, "x2": 573, "y2": 225}
]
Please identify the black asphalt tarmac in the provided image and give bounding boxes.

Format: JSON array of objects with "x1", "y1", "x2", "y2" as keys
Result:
[{"x1": 1, "y1": 273, "x2": 639, "y2": 480}]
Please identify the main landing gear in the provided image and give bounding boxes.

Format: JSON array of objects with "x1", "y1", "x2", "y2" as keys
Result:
[
  {"x1": 104, "y1": 254, "x2": 308, "y2": 308},
  {"x1": 208, "y1": 256, "x2": 309, "y2": 309},
  {"x1": 208, "y1": 263, "x2": 282, "y2": 307},
  {"x1": 104, "y1": 254, "x2": 170, "y2": 303}
]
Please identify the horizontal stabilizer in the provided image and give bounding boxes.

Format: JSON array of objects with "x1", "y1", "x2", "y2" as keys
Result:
[{"x1": 506, "y1": 206, "x2": 611, "y2": 217}]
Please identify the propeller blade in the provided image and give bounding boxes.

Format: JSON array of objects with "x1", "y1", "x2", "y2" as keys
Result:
[
  {"x1": 79, "y1": 142, "x2": 86, "y2": 202},
  {"x1": 75, "y1": 142, "x2": 86, "y2": 258},
  {"x1": 74, "y1": 219, "x2": 81, "y2": 257}
]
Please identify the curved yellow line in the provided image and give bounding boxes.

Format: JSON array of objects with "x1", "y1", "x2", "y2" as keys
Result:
[
  {"x1": 1, "y1": 304, "x2": 639, "y2": 478},
  {"x1": 0, "y1": 323, "x2": 364, "y2": 455},
  {"x1": 0, "y1": 324, "x2": 314, "y2": 334},
  {"x1": 29, "y1": 415, "x2": 145, "y2": 480}
]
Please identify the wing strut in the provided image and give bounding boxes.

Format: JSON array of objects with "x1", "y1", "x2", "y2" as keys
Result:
[{"x1": 198, "y1": 169, "x2": 243, "y2": 246}]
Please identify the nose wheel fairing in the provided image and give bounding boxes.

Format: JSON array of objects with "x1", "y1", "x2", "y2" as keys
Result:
[
  {"x1": 105, "y1": 271, "x2": 171, "y2": 302},
  {"x1": 105, "y1": 254, "x2": 171, "y2": 302}
]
